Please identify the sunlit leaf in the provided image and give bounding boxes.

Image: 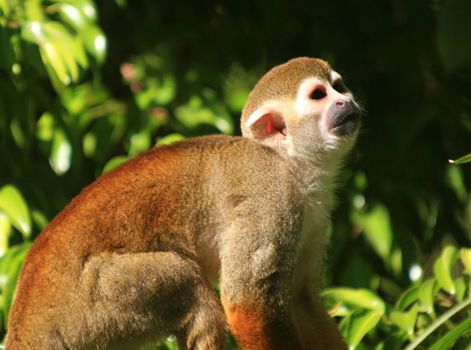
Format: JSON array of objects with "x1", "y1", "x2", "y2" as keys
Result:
[
  {"x1": 2, "y1": 243, "x2": 31, "y2": 327},
  {"x1": 50, "y1": 128, "x2": 72, "y2": 175},
  {"x1": 135, "y1": 75, "x2": 176, "y2": 108},
  {"x1": 395, "y1": 285, "x2": 420, "y2": 311},
  {"x1": 459, "y1": 248, "x2": 471, "y2": 275},
  {"x1": 449, "y1": 153, "x2": 471, "y2": 164},
  {"x1": 56, "y1": 2, "x2": 87, "y2": 30},
  {"x1": 72, "y1": 36, "x2": 88, "y2": 68},
  {"x1": 24, "y1": 0, "x2": 44, "y2": 21},
  {"x1": 429, "y1": 317, "x2": 471, "y2": 350},
  {"x1": 0, "y1": 213, "x2": 11, "y2": 256},
  {"x1": 175, "y1": 93, "x2": 233, "y2": 135},
  {"x1": 40, "y1": 41, "x2": 70, "y2": 84},
  {"x1": 322, "y1": 288, "x2": 385, "y2": 312},
  {"x1": 128, "y1": 131, "x2": 151, "y2": 156},
  {"x1": 157, "y1": 133, "x2": 185, "y2": 145},
  {"x1": 353, "y1": 204, "x2": 393, "y2": 262},
  {"x1": 42, "y1": 21, "x2": 85, "y2": 82},
  {"x1": 0, "y1": 185, "x2": 31, "y2": 238},
  {"x1": 0, "y1": 0, "x2": 10, "y2": 17},
  {"x1": 390, "y1": 304, "x2": 419, "y2": 336},
  {"x1": 454, "y1": 276, "x2": 467, "y2": 302},
  {"x1": 75, "y1": 0, "x2": 98, "y2": 22},
  {"x1": 375, "y1": 333, "x2": 408, "y2": 350},
  {"x1": 433, "y1": 246, "x2": 458, "y2": 294},
  {"x1": 418, "y1": 279, "x2": 436, "y2": 314},
  {"x1": 82, "y1": 25, "x2": 106, "y2": 63},
  {"x1": 343, "y1": 309, "x2": 382, "y2": 349},
  {"x1": 102, "y1": 156, "x2": 129, "y2": 174},
  {"x1": 57, "y1": 39, "x2": 79, "y2": 81},
  {"x1": 36, "y1": 112, "x2": 55, "y2": 142}
]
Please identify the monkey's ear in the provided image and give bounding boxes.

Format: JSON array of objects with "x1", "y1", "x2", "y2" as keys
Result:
[{"x1": 245, "y1": 106, "x2": 287, "y2": 143}]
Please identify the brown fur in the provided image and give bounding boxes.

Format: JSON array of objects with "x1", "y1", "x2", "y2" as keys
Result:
[{"x1": 6, "y1": 57, "x2": 357, "y2": 349}]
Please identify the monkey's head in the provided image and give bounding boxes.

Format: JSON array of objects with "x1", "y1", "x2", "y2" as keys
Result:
[{"x1": 241, "y1": 57, "x2": 361, "y2": 161}]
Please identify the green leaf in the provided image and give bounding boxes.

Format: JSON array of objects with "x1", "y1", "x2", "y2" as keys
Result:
[
  {"x1": 31, "y1": 209, "x2": 49, "y2": 231},
  {"x1": 73, "y1": 0, "x2": 98, "y2": 22},
  {"x1": 428, "y1": 317, "x2": 471, "y2": 350},
  {"x1": 449, "y1": 152, "x2": 471, "y2": 164},
  {"x1": 157, "y1": 133, "x2": 185, "y2": 145},
  {"x1": 404, "y1": 298, "x2": 471, "y2": 350},
  {"x1": 445, "y1": 165, "x2": 467, "y2": 202},
  {"x1": 41, "y1": 21, "x2": 84, "y2": 82},
  {"x1": 0, "y1": 185, "x2": 31, "y2": 238},
  {"x1": 454, "y1": 276, "x2": 467, "y2": 302},
  {"x1": 0, "y1": 0, "x2": 11, "y2": 17},
  {"x1": 395, "y1": 285, "x2": 420, "y2": 311},
  {"x1": 55, "y1": 2, "x2": 87, "y2": 31},
  {"x1": 459, "y1": 248, "x2": 471, "y2": 275},
  {"x1": 0, "y1": 213, "x2": 11, "y2": 256},
  {"x1": 72, "y1": 35, "x2": 88, "y2": 68},
  {"x1": 390, "y1": 304, "x2": 419, "y2": 336},
  {"x1": 39, "y1": 40, "x2": 70, "y2": 85},
  {"x1": 25, "y1": 0, "x2": 44, "y2": 21},
  {"x1": 353, "y1": 204, "x2": 393, "y2": 262},
  {"x1": 374, "y1": 333, "x2": 407, "y2": 350},
  {"x1": 1, "y1": 243, "x2": 31, "y2": 327},
  {"x1": 128, "y1": 131, "x2": 151, "y2": 156},
  {"x1": 102, "y1": 156, "x2": 129, "y2": 174},
  {"x1": 342, "y1": 309, "x2": 382, "y2": 349},
  {"x1": 10, "y1": 117, "x2": 26, "y2": 149},
  {"x1": 50, "y1": 128, "x2": 72, "y2": 175},
  {"x1": 175, "y1": 92, "x2": 234, "y2": 135},
  {"x1": 82, "y1": 25, "x2": 106, "y2": 63},
  {"x1": 36, "y1": 112, "x2": 55, "y2": 142},
  {"x1": 135, "y1": 75, "x2": 176, "y2": 108},
  {"x1": 433, "y1": 246, "x2": 459, "y2": 294},
  {"x1": 418, "y1": 279, "x2": 436, "y2": 314},
  {"x1": 322, "y1": 288, "x2": 385, "y2": 313}
]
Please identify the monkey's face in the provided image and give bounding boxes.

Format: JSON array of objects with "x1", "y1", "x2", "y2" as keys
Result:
[
  {"x1": 241, "y1": 57, "x2": 361, "y2": 161},
  {"x1": 292, "y1": 70, "x2": 361, "y2": 155}
]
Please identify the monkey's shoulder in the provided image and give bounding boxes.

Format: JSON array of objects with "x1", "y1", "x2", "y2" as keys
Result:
[
  {"x1": 124, "y1": 134, "x2": 283, "y2": 171},
  {"x1": 148, "y1": 134, "x2": 276, "y2": 156}
]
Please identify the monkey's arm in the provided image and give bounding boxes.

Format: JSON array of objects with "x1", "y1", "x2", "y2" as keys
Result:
[{"x1": 218, "y1": 194, "x2": 303, "y2": 350}]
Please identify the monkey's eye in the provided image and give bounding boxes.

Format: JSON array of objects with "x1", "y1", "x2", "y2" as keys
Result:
[
  {"x1": 310, "y1": 86, "x2": 327, "y2": 100},
  {"x1": 333, "y1": 80, "x2": 348, "y2": 93}
]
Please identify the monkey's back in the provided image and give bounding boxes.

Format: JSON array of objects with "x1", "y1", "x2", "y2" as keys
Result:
[{"x1": 7, "y1": 134, "x2": 298, "y2": 348}]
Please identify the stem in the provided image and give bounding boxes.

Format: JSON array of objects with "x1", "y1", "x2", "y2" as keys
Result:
[{"x1": 404, "y1": 297, "x2": 471, "y2": 350}]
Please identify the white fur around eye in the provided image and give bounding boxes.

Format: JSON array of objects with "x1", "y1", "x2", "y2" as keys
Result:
[{"x1": 295, "y1": 78, "x2": 325, "y2": 116}]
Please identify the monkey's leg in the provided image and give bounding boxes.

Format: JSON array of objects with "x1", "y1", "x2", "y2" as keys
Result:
[{"x1": 76, "y1": 251, "x2": 226, "y2": 350}]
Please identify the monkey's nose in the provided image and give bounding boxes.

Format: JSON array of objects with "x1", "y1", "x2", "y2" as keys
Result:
[{"x1": 327, "y1": 100, "x2": 361, "y2": 136}]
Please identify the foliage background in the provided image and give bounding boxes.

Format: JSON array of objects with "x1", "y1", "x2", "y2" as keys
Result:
[{"x1": 0, "y1": 0, "x2": 470, "y2": 349}]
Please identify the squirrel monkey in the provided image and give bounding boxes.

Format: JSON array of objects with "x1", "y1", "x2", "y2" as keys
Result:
[{"x1": 6, "y1": 57, "x2": 361, "y2": 349}]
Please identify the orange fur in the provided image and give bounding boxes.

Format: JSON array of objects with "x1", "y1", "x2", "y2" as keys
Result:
[{"x1": 223, "y1": 301, "x2": 301, "y2": 350}]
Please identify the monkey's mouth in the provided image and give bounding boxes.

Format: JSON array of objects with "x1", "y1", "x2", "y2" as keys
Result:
[
  {"x1": 330, "y1": 111, "x2": 361, "y2": 136},
  {"x1": 327, "y1": 99, "x2": 361, "y2": 137}
]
